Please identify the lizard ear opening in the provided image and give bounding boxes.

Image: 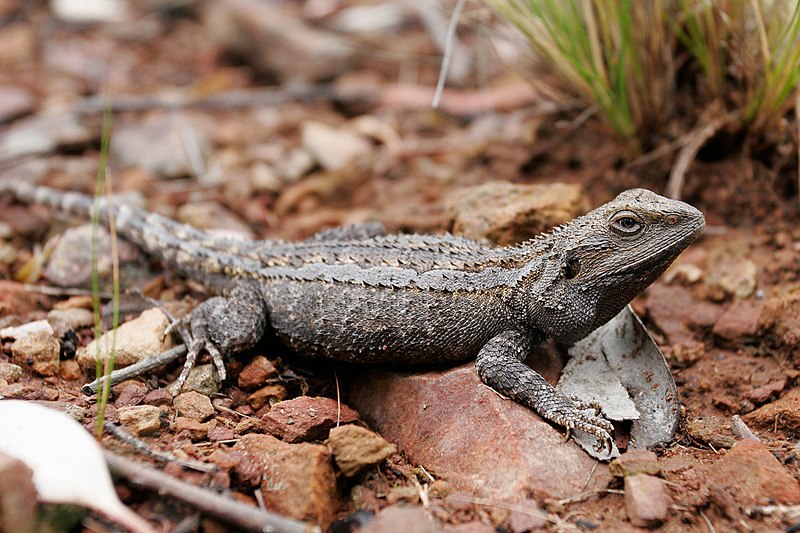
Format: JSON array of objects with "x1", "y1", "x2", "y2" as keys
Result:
[{"x1": 564, "y1": 255, "x2": 581, "y2": 279}]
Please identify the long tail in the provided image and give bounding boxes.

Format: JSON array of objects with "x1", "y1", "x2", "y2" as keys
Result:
[{"x1": 1, "y1": 181, "x2": 264, "y2": 282}]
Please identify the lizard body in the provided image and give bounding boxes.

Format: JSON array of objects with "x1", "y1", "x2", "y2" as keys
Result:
[{"x1": 1, "y1": 182, "x2": 705, "y2": 443}]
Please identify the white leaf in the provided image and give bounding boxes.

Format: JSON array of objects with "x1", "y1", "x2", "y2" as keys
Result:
[{"x1": 0, "y1": 400, "x2": 155, "y2": 533}]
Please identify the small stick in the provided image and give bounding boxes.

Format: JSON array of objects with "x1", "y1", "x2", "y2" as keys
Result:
[
  {"x1": 104, "y1": 422, "x2": 217, "y2": 473},
  {"x1": 104, "y1": 451, "x2": 319, "y2": 533},
  {"x1": 82, "y1": 345, "x2": 188, "y2": 395}
]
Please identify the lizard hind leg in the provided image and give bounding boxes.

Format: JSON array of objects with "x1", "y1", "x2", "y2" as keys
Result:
[
  {"x1": 174, "y1": 285, "x2": 267, "y2": 391},
  {"x1": 475, "y1": 330, "x2": 614, "y2": 448}
]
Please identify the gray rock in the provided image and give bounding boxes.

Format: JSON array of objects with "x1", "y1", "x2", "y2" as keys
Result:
[
  {"x1": 44, "y1": 224, "x2": 142, "y2": 289},
  {"x1": 205, "y1": 0, "x2": 355, "y2": 83},
  {"x1": 0, "y1": 86, "x2": 34, "y2": 123},
  {"x1": 179, "y1": 364, "x2": 221, "y2": 396},
  {"x1": 0, "y1": 111, "x2": 92, "y2": 160},
  {"x1": 112, "y1": 114, "x2": 210, "y2": 179},
  {"x1": 0, "y1": 320, "x2": 53, "y2": 341},
  {"x1": 47, "y1": 307, "x2": 94, "y2": 337}
]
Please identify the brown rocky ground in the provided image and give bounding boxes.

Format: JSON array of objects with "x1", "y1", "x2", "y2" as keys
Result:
[{"x1": 0, "y1": 1, "x2": 799, "y2": 532}]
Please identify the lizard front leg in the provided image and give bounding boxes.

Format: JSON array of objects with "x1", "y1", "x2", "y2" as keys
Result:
[
  {"x1": 475, "y1": 330, "x2": 614, "y2": 445},
  {"x1": 175, "y1": 284, "x2": 267, "y2": 390}
]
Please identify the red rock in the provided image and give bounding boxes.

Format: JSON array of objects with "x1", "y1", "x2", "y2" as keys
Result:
[
  {"x1": 744, "y1": 388, "x2": 800, "y2": 432},
  {"x1": 235, "y1": 434, "x2": 338, "y2": 529},
  {"x1": 443, "y1": 521, "x2": 496, "y2": 533},
  {"x1": 507, "y1": 499, "x2": 547, "y2": 532},
  {"x1": 114, "y1": 382, "x2": 147, "y2": 408},
  {"x1": 0, "y1": 452, "x2": 37, "y2": 533},
  {"x1": 744, "y1": 379, "x2": 786, "y2": 404},
  {"x1": 143, "y1": 388, "x2": 172, "y2": 406},
  {"x1": 237, "y1": 355, "x2": 279, "y2": 389},
  {"x1": 173, "y1": 391, "x2": 215, "y2": 421},
  {"x1": 704, "y1": 439, "x2": 800, "y2": 506},
  {"x1": 261, "y1": 396, "x2": 359, "y2": 443},
  {"x1": 174, "y1": 417, "x2": 210, "y2": 442},
  {"x1": 610, "y1": 450, "x2": 661, "y2": 477},
  {"x1": 645, "y1": 284, "x2": 696, "y2": 344},
  {"x1": 0, "y1": 383, "x2": 58, "y2": 401},
  {"x1": 361, "y1": 505, "x2": 437, "y2": 533},
  {"x1": 247, "y1": 384, "x2": 287, "y2": 410},
  {"x1": 208, "y1": 426, "x2": 235, "y2": 442},
  {"x1": 625, "y1": 474, "x2": 670, "y2": 527},
  {"x1": 713, "y1": 299, "x2": 764, "y2": 341},
  {"x1": 348, "y1": 364, "x2": 612, "y2": 500}
]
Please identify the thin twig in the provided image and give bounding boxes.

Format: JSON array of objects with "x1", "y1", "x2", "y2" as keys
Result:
[
  {"x1": 104, "y1": 422, "x2": 217, "y2": 473},
  {"x1": 82, "y1": 345, "x2": 188, "y2": 395},
  {"x1": 665, "y1": 104, "x2": 736, "y2": 199},
  {"x1": 432, "y1": 0, "x2": 466, "y2": 109},
  {"x1": 104, "y1": 451, "x2": 319, "y2": 533}
]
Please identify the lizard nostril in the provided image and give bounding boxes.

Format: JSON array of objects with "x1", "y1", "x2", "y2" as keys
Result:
[{"x1": 666, "y1": 215, "x2": 679, "y2": 225}]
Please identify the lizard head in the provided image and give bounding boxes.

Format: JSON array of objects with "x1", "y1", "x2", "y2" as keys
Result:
[{"x1": 533, "y1": 188, "x2": 704, "y2": 342}]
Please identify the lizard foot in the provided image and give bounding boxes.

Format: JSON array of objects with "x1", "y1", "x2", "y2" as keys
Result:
[
  {"x1": 172, "y1": 335, "x2": 227, "y2": 394},
  {"x1": 552, "y1": 402, "x2": 615, "y2": 452}
]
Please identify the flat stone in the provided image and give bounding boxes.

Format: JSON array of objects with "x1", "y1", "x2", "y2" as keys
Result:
[
  {"x1": 0, "y1": 111, "x2": 92, "y2": 160},
  {"x1": 361, "y1": 505, "x2": 438, "y2": 533},
  {"x1": 205, "y1": 0, "x2": 355, "y2": 83},
  {"x1": 46, "y1": 307, "x2": 94, "y2": 337},
  {"x1": 143, "y1": 388, "x2": 172, "y2": 406},
  {"x1": 238, "y1": 355, "x2": 279, "y2": 390},
  {"x1": 717, "y1": 259, "x2": 757, "y2": 299},
  {"x1": 610, "y1": 450, "x2": 661, "y2": 477},
  {"x1": 117, "y1": 405, "x2": 162, "y2": 436},
  {"x1": 0, "y1": 452, "x2": 37, "y2": 533},
  {"x1": 112, "y1": 114, "x2": 211, "y2": 179},
  {"x1": 173, "y1": 391, "x2": 215, "y2": 422},
  {"x1": 208, "y1": 426, "x2": 235, "y2": 442},
  {"x1": 704, "y1": 439, "x2": 800, "y2": 506},
  {"x1": 0, "y1": 85, "x2": 35, "y2": 122},
  {"x1": 625, "y1": 474, "x2": 670, "y2": 527},
  {"x1": 235, "y1": 434, "x2": 338, "y2": 529},
  {"x1": 77, "y1": 308, "x2": 175, "y2": 369},
  {"x1": 445, "y1": 182, "x2": 589, "y2": 246},
  {"x1": 348, "y1": 364, "x2": 612, "y2": 500},
  {"x1": 0, "y1": 383, "x2": 58, "y2": 401},
  {"x1": 713, "y1": 299, "x2": 764, "y2": 341},
  {"x1": 177, "y1": 202, "x2": 254, "y2": 239},
  {"x1": 301, "y1": 121, "x2": 371, "y2": 172},
  {"x1": 0, "y1": 320, "x2": 53, "y2": 340},
  {"x1": 328, "y1": 425, "x2": 396, "y2": 477},
  {"x1": 744, "y1": 388, "x2": 800, "y2": 433},
  {"x1": 261, "y1": 396, "x2": 360, "y2": 443},
  {"x1": 11, "y1": 330, "x2": 60, "y2": 376}
]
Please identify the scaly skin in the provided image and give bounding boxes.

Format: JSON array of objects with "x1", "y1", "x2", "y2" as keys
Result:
[{"x1": 1, "y1": 182, "x2": 705, "y2": 444}]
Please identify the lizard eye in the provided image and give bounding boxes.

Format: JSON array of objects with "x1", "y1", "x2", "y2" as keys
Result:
[{"x1": 610, "y1": 210, "x2": 644, "y2": 237}]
